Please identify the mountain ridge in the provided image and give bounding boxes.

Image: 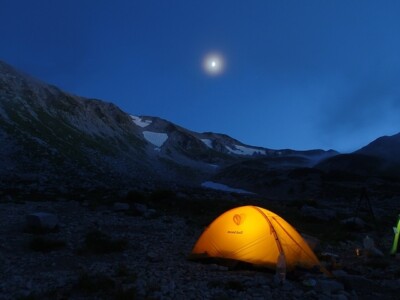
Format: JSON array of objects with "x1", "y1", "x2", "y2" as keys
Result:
[{"x1": 1, "y1": 59, "x2": 398, "y2": 195}]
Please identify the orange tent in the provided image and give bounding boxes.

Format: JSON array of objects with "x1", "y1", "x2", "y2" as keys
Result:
[{"x1": 190, "y1": 205, "x2": 322, "y2": 271}]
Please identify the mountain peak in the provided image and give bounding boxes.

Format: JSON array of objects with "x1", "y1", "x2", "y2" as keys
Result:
[{"x1": 356, "y1": 132, "x2": 400, "y2": 164}]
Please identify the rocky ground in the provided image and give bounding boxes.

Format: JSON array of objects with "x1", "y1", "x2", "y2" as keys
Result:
[{"x1": 0, "y1": 191, "x2": 400, "y2": 300}]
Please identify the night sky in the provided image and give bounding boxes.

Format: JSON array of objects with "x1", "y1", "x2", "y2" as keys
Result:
[{"x1": 1, "y1": 0, "x2": 400, "y2": 152}]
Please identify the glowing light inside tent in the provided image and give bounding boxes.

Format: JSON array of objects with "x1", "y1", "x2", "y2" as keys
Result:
[
  {"x1": 190, "y1": 205, "x2": 323, "y2": 271},
  {"x1": 203, "y1": 53, "x2": 224, "y2": 75}
]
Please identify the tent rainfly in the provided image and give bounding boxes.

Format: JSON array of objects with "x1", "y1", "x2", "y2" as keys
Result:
[{"x1": 189, "y1": 205, "x2": 322, "y2": 271}]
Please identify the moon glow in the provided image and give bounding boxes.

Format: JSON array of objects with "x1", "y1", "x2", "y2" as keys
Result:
[{"x1": 203, "y1": 53, "x2": 224, "y2": 75}]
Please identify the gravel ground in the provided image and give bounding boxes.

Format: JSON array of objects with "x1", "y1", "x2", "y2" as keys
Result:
[{"x1": 0, "y1": 199, "x2": 399, "y2": 299}]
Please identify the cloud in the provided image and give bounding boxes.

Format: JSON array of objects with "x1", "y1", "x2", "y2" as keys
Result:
[
  {"x1": 320, "y1": 71, "x2": 400, "y2": 132},
  {"x1": 316, "y1": 69, "x2": 400, "y2": 151}
]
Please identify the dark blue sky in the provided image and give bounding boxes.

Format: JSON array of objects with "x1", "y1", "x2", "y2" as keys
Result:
[{"x1": 1, "y1": 0, "x2": 400, "y2": 152}]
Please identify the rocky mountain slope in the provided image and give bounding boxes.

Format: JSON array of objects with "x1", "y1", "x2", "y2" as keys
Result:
[
  {"x1": 0, "y1": 60, "x2": 338, "y2": 194},
  {"x1": 2, "y1": 59, "x2": 399, "y2": 199},
  {"x1": 315, "y1": 133, "x2": 400, "y2": 180},
  {"x1": 0, "y1": 61, "x2": 153, "y2": 191},
  {"x1": 357, "y1": 133, "x2": 400, "y2": 164}
]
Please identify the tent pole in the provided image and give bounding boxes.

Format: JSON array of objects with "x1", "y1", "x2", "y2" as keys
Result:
[{"x1": 252, "y1": 206, "x2": 284, "y2": 255}]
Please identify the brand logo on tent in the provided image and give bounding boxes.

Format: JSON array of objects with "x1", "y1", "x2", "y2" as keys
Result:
[{"x1": 233, "y1": 214, "x2": 245, "y2": 225}]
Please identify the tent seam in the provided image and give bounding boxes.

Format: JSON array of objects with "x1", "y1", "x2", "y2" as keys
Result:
[{"x1": 251, "y1": 206, "x2": 284, "y2": 255}]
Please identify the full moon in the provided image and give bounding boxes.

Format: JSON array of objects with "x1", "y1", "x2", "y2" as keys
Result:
[{"x1": 203, "y1": 53, "x2": 224, "y2": 75}]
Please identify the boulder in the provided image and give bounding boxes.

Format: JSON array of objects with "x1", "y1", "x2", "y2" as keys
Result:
[
  {"x1": 207, "y1": 264, "x2": 228, "y2": 271},
  {"x1": 301, "y1": 233, "x2": 321, "y2": 250},
  {"x1": 331, "y1": 270, "x2": 348, "y2": 277},
  {"x1": 340, "y1": 217, "x2": 367, "y2": 229},
  {"x1": 301, "y1": 205, "x2": 337, "y2": 221},
  {"x1": 146, "y1": 251, "x2": 163, "y2": 262},
  {"x1": 133, "y1": 203, "x2": 157, "y2": 218},
  {"x1": 363, "y1": 235, "x2": 384, "y2": 257},
  {"x1": 380, "y1": 279, "x2": 400, "y2": 291},
  {"x1": 113, "y1": 202, "x2": 130, "y2": 211},
  {"x1": 316, "y1": 279, "x2": 344, "y2": 294},
  {"x1": 26, "y1": 212, "x2": 58, "y2": 231},
  {"x1": 302, "y1": 278, "x2": 317, "y2": 287},
  {"x1": 365, "y1": 247, "x2": 384, "y2": 257},
  {"x1": 133, "y1": 203, "x2": 148, "y2": 215},
  {"x1": 339, "y1": 274, "x2": 376, "y2": 291}
]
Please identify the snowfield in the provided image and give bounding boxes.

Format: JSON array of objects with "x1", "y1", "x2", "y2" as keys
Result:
[
  {"x1": 143, "y1": 131, "x2": 168, "y2": 147},
  {"x1": 208, "y1": 164, "x2": 219, "y2": 169},
  {"x1": 226, "y1": 145, "x2": 266, "y2": 156},
  {"x1": 131, "y1": 115, "x2": 152, "y2": 128},
  {"x1": 201, "y1": 139, "x2": 213, "y2": 148},
  {"x1": 201, "y1": 181, "x2": 254, "y2": 194}
]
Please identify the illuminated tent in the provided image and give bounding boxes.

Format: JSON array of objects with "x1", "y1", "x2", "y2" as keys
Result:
[{"x1": 190, "y1": 205, "x2": 322, "y2": 271}]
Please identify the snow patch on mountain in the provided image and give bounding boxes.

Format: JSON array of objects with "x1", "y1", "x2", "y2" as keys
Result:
[
  {"x1": 201, "y1": 181, "x2": 254, "y2": 194},
  {"x1": 143, "y1": 131, "x2": 168, "y2": 147},
  {"x1": 201, "y1": 139, "x2": 213, "y2": 149},
  {"x1": 226, "y1": 145, "x2": 266, "y2": 156},
  {"x1": 131, "y1": 115, "x2": 152, "y2": 128}
]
